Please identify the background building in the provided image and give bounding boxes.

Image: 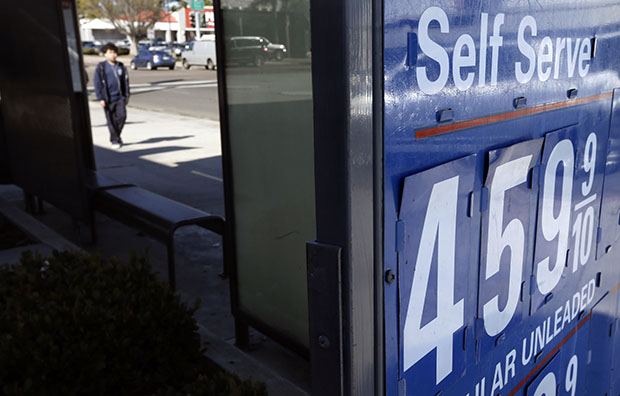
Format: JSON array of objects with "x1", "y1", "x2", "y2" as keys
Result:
[{"x1": 79, "y1": 6, "x2": 215, "y2": 44}]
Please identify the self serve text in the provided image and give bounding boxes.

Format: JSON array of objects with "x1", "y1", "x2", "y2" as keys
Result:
[{"x1": 413, "y1": 7, "x2": 594, "y2": 94}]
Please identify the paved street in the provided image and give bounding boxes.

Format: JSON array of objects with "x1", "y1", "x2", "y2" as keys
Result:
[
  {"x1": 83, "y1": 54, "x2": 312, "y2": 119},
  {"x1": 84, "y1": 55, "x2": 220, "y2": 120}
]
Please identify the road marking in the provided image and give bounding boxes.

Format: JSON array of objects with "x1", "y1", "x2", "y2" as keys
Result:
[
  {"x1": 87, "y1": 80, "x2": 217, "y2": 93},
  {"x1": 191, "y1": 170, "x2": 223, "y2": 182},
  {"x1": 129, "y1": 87, "x2": 168, "y2": 94},
  {"x1": 131, "y1": 80, "x2": 217, "y2": 88},
  {"x1": 280, "y1": 91, "x2": 312, "y2": 96}
]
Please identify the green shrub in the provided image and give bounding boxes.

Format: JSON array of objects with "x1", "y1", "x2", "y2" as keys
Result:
[{"x1": 0, "y1": 251, "x2": 267, "y2": 396}]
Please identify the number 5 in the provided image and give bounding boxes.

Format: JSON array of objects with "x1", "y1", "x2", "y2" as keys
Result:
[{"x1": 483, "y1": 155, "x2": 532, "y2": 336}]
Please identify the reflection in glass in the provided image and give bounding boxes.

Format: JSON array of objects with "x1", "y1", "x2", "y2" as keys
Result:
[{"x1": 220, "y1": 0, "x2": 314, "y2": 348}]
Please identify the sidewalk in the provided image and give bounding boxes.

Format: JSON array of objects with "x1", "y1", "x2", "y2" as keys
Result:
[
  {"x1": 0, "y1": 103, "x2": 310, "y2": 395},
  {"x1": 89, "y1": 101, "x2": 224, "y2": 213}
]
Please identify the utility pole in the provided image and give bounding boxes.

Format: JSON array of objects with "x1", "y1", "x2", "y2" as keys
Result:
[
  {"x1": 166, "y1": 0, "x2": 172, "y2": 42},
  {"x1": 195, "y1": 11, "x2": 200, "y2": 39}
]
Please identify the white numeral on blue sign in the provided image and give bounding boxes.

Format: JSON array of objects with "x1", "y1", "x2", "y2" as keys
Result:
[
  {"x1": 565, "y1": 355, "x2": 578, "y2": 396},
  {"x1": 572, "y1": 207, "x2": 595, "y2": 271},
  {"x1": 537, "y1": 139, "x2": 574, "y2": 295},
  {"x1": 533, "y1": 372, "x2": 557, "y2": 396},
  {"x1": 483, "y1": 156, "x2": 532, "y2": 336},
  {"x1": 403, "y1": 176, "x2": 464, "y2": 384},
  {"x1": 581, "y1": 133, "x2": 597, "y2": 196},
  {"x1": 572, "y1": 132, "x2": 597, "y2": 271}
]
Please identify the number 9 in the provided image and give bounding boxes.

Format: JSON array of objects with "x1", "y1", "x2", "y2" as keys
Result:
[
  {"x1": 565, "y1": 355, "x2": 578, "y2": 396},
  {"x1": 537, "y1": 139, "x2": 574, "y2": 295},
  {"x1": 581, "y1": 132, "x2": 597, "y2": 197}
]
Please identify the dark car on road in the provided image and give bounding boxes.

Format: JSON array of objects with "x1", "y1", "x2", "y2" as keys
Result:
[
  {"x1": 225, "y1": 36, "x2": 270, "y2": 67},
  {"x1": 130, "y1": 49, "x2": 176, "y2": 70},
  {"x1": 262, "y1": 37, "x2": 287, "y2": 60}
]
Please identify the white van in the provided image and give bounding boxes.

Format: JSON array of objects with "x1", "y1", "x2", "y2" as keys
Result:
[{"x1": 181, "y1": 40, "x2": 217, "y2": 70}]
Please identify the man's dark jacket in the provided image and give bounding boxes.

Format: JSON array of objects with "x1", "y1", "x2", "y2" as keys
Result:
[{"x1": 94, "y1": 61, "x2": 130, "y2": 103}]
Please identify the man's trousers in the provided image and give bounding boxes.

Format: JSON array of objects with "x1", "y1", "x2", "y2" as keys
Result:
[{"x1": 104, "y1": 99, "x2": 127, "y2": 143}]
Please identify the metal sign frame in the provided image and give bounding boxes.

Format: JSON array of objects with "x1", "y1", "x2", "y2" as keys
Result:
[
  {"x1": 308, "y1": 0, "x2": 383, "y2": 394},
  {"x1": 0, "y1": 0, "x2": 94, "y2": 220}
]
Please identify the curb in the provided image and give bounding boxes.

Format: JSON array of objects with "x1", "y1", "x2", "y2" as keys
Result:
[{"x1": 197, "y1": 325, "x2": 310, "y2": 396}]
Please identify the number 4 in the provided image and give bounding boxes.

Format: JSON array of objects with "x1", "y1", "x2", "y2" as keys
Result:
[{"x1": 403, "y1": 176, "x2": 464, "y2": 384}]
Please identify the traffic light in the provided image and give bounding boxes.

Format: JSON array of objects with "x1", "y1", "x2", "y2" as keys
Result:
[
  {"x1": 189, "y1": 12, "x2": 196, "y2": 28},
  {"x1": 199, "y1": 13, "x2": 206, "y2": 28}
]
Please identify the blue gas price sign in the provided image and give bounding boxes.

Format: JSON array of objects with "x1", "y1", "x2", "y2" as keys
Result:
[{"x1": 384, "y1": 2, "x2": 620, "y2": 395}]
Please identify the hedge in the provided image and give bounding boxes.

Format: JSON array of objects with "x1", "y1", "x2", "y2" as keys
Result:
[{"x1": 0, "y1": 250, "x2": 267, "y2": 396}]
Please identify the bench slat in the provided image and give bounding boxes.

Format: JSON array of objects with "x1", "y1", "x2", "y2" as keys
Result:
[{"x1": 101, "y1": 187, "x2": 213, "y2": 222}]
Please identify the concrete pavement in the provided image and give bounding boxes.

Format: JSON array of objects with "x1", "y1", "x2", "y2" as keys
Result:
[{"x1": 89, "y1": 101, "x2": 224, "y2": 213}]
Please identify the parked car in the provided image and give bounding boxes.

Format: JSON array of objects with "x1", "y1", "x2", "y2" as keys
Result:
[
  {"x1": 225, "y1": 36, "x2": 270, "y2": 67},
  {"x1": 130, "y1": 50, "x2": 176, "y2": 70},
  {"x1": 100, "y1": 46, "x2": 130, "y2": 55},
  {"x1": 115, "y1": 39, "x2": 131, "y2": 48},
  {"x1": 81, "y1": 41, "x2": 98, "y2": 55},
  {"x1": 84, "y1": 41, "x2": 129, "y2": 56},
  {"x1": 181, "y1": 40, "x2": 217, "y2": 70},
  {"x1": 138, "y1": 40, "x2": 163, "y2": 51}
]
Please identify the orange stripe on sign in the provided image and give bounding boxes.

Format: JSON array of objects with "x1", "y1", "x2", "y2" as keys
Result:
[
  {"x1": 611, "y1": 283, "x2": 620, "y2": 295},
  {"x1": 507, "y1": 313, "x2": 592, "y2": 396},
  {"x1": 415, "y1": 93, "x2": 613, "y2": 139}
]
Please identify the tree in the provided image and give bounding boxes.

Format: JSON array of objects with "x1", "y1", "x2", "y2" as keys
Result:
[
  {"x1": 76, "y1": 0, "x2": 101, "y2": 19},
  {"x1": 78, "y1": 0, "x2": 167, "y2": 55}
]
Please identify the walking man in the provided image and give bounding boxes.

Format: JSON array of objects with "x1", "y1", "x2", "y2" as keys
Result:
[{"x1": 94, "y1": 43, "x2": 130, "y2": 149}]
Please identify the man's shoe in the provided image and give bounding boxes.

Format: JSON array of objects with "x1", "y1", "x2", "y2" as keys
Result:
[{"x1": 111, "y1": 142, "x2": 121, "y2": 149}]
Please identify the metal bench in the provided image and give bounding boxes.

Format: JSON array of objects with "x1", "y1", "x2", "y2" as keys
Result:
[{"x1": 85, "y1": 170, "x2": 225, "y2": 289}]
